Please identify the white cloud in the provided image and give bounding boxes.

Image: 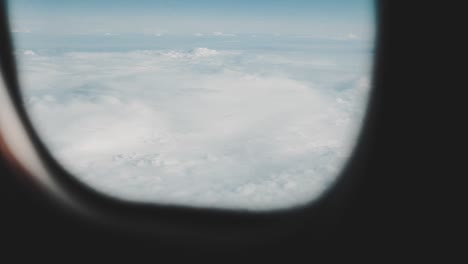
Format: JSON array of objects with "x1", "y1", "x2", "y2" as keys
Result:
[
  {"x1": 162, "y1": 48, "x2": 220, "y2": 59},
  {"x1": 212, "y1": 31, "x2": 236, "y2": 37},
  {"x1": 190, "y1": 47, "x2": 219, "y2": 57},
  {"x1": 23, "y1": 50, "x2": 36, "y2": 56},
  {"x1": 12, "y1": 28, "x2": 31, "y2": 33},
  {"x1": 346, "y1": 33, "x2": 360, "y2": 40},
  {"x1": 16, "y1": 38, "x2": 372, "y2": 210}
]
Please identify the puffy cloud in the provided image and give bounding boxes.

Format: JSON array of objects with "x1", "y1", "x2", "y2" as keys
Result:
[{"x1": 15, "y1": 35, "x2": 372, "y2": 210}]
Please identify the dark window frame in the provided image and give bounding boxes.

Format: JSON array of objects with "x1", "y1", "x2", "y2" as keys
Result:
[{"x1": 0, "y1": 0, "x2": 385, "y2": 245}]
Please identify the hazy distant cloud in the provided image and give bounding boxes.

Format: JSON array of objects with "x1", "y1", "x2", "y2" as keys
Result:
[
  {"x1": 142, "y1": 29, "x2": 167, "y2": 36},
  {"x1": 23, "y1": 50, "x2": 36, "y2": 56},
  {"x1": 104, "y1": 32, "x2": 120, "y2": 36},
  {"x1": 12, "y1": 28, "x2": 31, "y2": 33},
  {"x1": 161, "y1": 47, "x2": 220, "y2": 60},
  {"x1": 346, "y1": 33, "x2": 360, "y2": 40},
  {"x1": 194, "y1": 32, "x2": 236, "y2": 37},
  {"x1": 212, "y1": 31, "x2": 236, "y2": 37}
]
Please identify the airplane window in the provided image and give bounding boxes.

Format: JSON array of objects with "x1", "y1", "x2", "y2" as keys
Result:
[{"x1": 8, "y1": 0, "x2": 376, "y2": 210}]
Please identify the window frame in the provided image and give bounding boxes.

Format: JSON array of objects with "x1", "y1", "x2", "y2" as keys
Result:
[{"x1": 0, "y1": 0, "x2": 385, "y2": 244}]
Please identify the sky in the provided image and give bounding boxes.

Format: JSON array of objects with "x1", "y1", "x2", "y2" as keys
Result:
[
  {"x1": 9, "y1": 0, "x2": 376, "y2": 210},
  {"x1": 9, "y1": 0, "x2": 375, "y2": 37}
]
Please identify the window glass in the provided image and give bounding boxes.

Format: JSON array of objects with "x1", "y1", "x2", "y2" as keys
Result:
[{"x1": 8, "y1": 0, "x2": 376, "y2": 210}]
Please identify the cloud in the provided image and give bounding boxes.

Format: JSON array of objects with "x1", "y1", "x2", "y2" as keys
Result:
[
  {"x1": 162, "y1": 48, "x2": 220, "y2": 59},
  {"x1": 346, "y1": 33, "x2": 360, "y2": 40},
  {"x1": 15, "y1": 36, "x2": 372, "y2": 210},
  {"x1": 212, "y1": 31, "x2": 236, "y2": 37},
  {"x1": 12, "y1": 28, "x2": 32, "y2": 33},
  {"x1": 23, "y1": 50, "x2": 36, "y2": 56}
]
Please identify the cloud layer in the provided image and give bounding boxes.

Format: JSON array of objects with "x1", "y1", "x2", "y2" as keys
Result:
[{"x1": 16, "y1": 35, "x2": 372, "y2": 210}]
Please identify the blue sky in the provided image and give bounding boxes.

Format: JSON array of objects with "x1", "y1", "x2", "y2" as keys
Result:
[{"x1": 9, "y1": 0, "x2": 375, "y2": 37}]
